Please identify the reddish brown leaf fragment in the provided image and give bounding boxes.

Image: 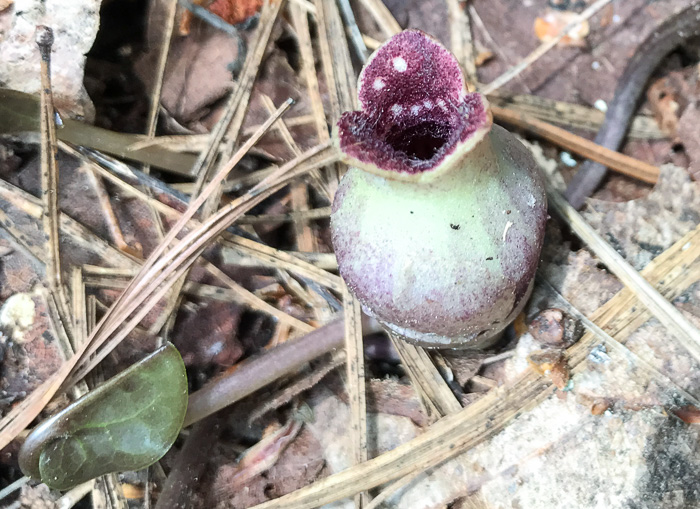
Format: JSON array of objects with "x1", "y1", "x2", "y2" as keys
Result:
[
  {"x1": 673, "y1": 405, "x2": 700, "y2": 424},
  {"x1": 527, "y1": 350, "x2": 570, "y2": 390},
  {"x1": 208, "y1": 0, "x2": 263, "y2": 25}
]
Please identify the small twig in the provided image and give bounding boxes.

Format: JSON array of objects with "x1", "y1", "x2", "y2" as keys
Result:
[
  {"x1": 177, "y1": 0, "x2": 241, "y2": 37},
  {"x1": 192, "y1": 0, "x2": 283, "y2": 214},
  {"x1": 146, "y1": 0, "x2": 178, "y2": 142},
  {"x1": 363, "y1": 470, "x2": 426, "y2": 509},
  {"x1": 337, "y1": 0, "x2": 370, "y2": 62},
  {"x1": 36, "y1": 25, "x2": 73, "y2": 337},
  {"x1": 342, "y1": 285, "x2": 368, "y2": 508},
  {"x1": 487, "y1": 91, "x2": 666, "y2": 140},
  {"x1": 480, "y1": 350, "x2": 514, "y2": 366},
  {"x1": 0, "y1": 476, "x2": 29, "y2": 501},
  {"x1": 357, "y1": 0, "x2": 401, "y2": 39},
  {"x1": 57, "y1": 480, "x2": 95, "y2": 509},
  {"x1": 184, "y1": 318, "x2": 344, "y2": 427},
  {"x1": 468, "y1": 5, "x2": 532, "y2": 94},
  {"x1": 479, "y1": 0, "x2": 612, "y2": 95},
  {"x1": 290, "y1": 0, "x2": 335, "y2": 200},
  {"x1": 83, "y1": 167, "x2": 143, "y2": 257},
  {"x1": 446, "y1": 0, "x2": 477, "y2": 89},
  {"x1": 235, "y1": 206, "x2": 331, "y2": 224},
  {"x1": 247, "y1": 352, "x2": 345, "y2": 423},
  {"x1": 388, "y1": 333, "x2": 462, "y2": 420},
  {"x1": 259, "y1": 93, "x2": 317, "y2": 251},
  {"x1": 492, "y1": 105, "x2": 659, "y2": 184}
]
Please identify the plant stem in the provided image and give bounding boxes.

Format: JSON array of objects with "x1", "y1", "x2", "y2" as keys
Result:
[{"x1": 183, "y1": 318, "x2": 345, "y2": 427}]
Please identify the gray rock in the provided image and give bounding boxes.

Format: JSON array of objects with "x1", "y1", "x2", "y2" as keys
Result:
[{"x1": 0, "y1": 0, "x2": 101, "y2": 119}]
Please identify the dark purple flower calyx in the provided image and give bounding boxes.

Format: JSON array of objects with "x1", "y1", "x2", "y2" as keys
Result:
[{"x1": 336, "y1": 30, "x2": 492, "y2": 182}]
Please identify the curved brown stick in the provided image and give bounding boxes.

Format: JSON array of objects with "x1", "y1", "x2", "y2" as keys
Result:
[
  {"x1": 565, "y1": 2, "x2": 700, "y2": 209},
  {"x1": 184, "y1": 318, "x2": 345, "y2": 427}
]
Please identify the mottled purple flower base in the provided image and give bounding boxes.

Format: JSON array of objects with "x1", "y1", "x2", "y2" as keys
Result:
[{"x1": 337, "y1": 30, "x2": 488, "y2": 176}]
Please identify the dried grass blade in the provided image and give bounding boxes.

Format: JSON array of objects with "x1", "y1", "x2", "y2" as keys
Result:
[
  {"x1": 357, "y1": 0, "x2": 401, "y2": 39},
  {"x1": 290, "y1": 3, "x2": 330, "y2": 142},
  {"x1": 389, "y1": 334, "x2": 461, "y2": 418},
  {"x1": 0, "y1": 102, "x2": 296, "y2": 450},
  {"x1": 492, "y1": 105, "x2": 659, "y2": 184},
  {"x1": 446, "y1": 0, "x2": 477, "y2": 88},
  {"x1": 342, "y1": 284, "x2": 368, "y2": 507},
  {"x1": 80, "y1": 100, "x2": 293, "y2": 359},
  {"x1": 36, "y1": 26, "x2": 73, "y2": 336},
  {"x1": 70, "y1": 151, "x2": 341, "y2": 290},
  {"x1": 192, "y1": 0, "x2": 285, "y2": 204},
  {"x1": 248, "y1": 219, "x2": 700, "y2": 509},
  {"x1": 546, "y1": 182, "x2": 700, "y2": 362},
  {"x1": 71, "y1": 142, "x2": 334, "y2": 382}
]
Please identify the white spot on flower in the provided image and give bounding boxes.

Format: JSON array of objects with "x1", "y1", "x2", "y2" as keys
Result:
[
  {"x1": 393, "y1": 56, "x2": 408, "y2": 72},
  {"x1": 502, "y1": 221, "x2": 513, "y2": 242},
  {"x1": 373, "y1": 78, "x2": 385, "y2": 90},
  {"x1": 391, "y1": 104, "x2": 404, "y2": 115},
  {"x1": 527, "y1": 193, "x2": 536, "y2": 207},
  {"x1": 423, "y1": 100, "x2": 433, "y2": 108},
  {"x1": 410, "y1": 105, "x2": 421, "y2": 115},
  {"x1": 437, "y1": 99, "x2": 447, "y2": 110}
]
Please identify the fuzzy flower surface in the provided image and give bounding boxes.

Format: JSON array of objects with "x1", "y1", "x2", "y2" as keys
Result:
[{"x1": 332, "y1": 31, "x2": 547, "y2": 348}]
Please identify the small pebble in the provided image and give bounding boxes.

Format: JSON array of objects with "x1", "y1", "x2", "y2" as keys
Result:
[{"x1": 560, "y1": 151, "x2": 577, "y2": 167}]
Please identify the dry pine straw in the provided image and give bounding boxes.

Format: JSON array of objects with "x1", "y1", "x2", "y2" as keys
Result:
[
  {"x1": 0, "y1": 1, "x2": 694, "y2": 508},
  {"x1": 248, "y1": 218, "x2": 700, "y2": 509}
]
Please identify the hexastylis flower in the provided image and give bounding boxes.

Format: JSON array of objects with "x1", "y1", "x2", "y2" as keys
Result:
[{"x1": 331, "y1": 30, "x2": 547, "y2": 349}]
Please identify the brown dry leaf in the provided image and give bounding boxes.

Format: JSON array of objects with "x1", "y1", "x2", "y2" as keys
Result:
[
  {"x1": 647, "y1": 69, "x2": 697, "y2": 140},
  {"x1": 366, "y1": 378, "x2": 429, "y2": 427},
  {"x1": 138, "y1": 20, "x2": 241, "y2": 131},
  {"x1": 214, "y1": 420, "x2": 302, "y2": 497},
  {"x1": 534, "y1": 10, "x2": 589, "y2": 47},
  {"x1": 171, "y1": 301, "x2": 243, "y2": 368},
  {"x1": 208, "y1": 0, "x2": 262, "y2": 25},
  {"x1": 674, "y1": 405, "x2": 700, "y2": 424},
  {"x1": 358, "y1": 0, "x2": 450, "y2": 45},
  {"x1": 212, "y1": 426, "x2": 327, "y2": 508},
  {"x1": 474, "y1": 0, "x2": 690, "y2": 109}
]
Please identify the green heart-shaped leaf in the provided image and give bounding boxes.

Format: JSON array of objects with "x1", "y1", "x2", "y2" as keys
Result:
[{"x1": 19, "y1": 343, "x2": 188, "y2": 490}]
